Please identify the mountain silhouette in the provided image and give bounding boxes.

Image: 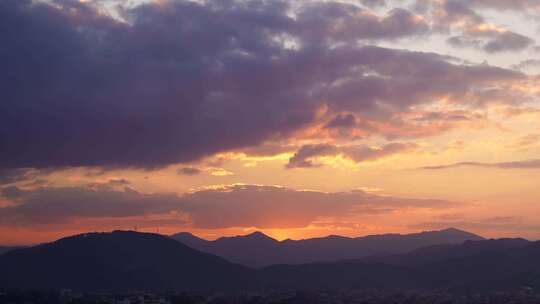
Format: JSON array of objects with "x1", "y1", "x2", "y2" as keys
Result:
[
  {"x1": 171, "y1": 228, "x2": 484, "y2": 267},
  {"x1": 0, "y1": 231, "x2": 253, "y2": 291},
  {"x1": 258, "y1": 239, "x2": 540, "y2": 291},
  {"x1": 0, "y1": 246, "x2": 21, "y2": 255},
  {"x1": 418, "y1": 239, "x2": 540, "y2": 290},
  {"x1": 2, "y1": 230, "x2": 538, "y2": 292},
  {"x1": 362, "y1": 237, "x2": 532, "y2": 266}
]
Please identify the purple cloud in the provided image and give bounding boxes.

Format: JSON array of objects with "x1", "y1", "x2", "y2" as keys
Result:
[
  {"x1": 0, "y1": 0, "x2": 528, "y2": 170},
  {"x1": 287, "y1": 143, "x2": 417, "y2": 168},
  {"x1": 0, "y1": 184, "x2": 455, "y2": 229}
]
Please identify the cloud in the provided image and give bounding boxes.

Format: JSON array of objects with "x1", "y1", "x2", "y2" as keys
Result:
[
  {"x1": 177, "y1": 167, "x2": 203, "y2": 176},
  {"x1": 507, "y1": 134, "x2": 540, "y2": 150},
  {"x1": 433, "y1": 0, "x2": 534, "y2": 53},
  {"x1": 460, "y1": 0, "x2": 540, "y2": 11},
  {"x1": 0, "y1": 184, "x2": 454, "y2": 229},
  {"x1": 0, "y1": 169, "x2": 36, "y2": 185},
  {"x1": 418, "y1": 159, "x2": 540, "y2": 170},
  {"x1": 482, "y1": 32, "x2": 534, "y2": 53},
  {"x1": 512, "y1": 59, "x2": 540, "y2": 72},
  {"x1": 359, "y1": 0, "x2": 387, "y2": 9},
  {"x1": 297, "y1": 4, "x2": 429, "y2": 43},
  {"x1": 0, "y1": 168, "x2": 52, "y2": 186},
  {"x1": 239, "y1": 143, "x2": 297, "y2": 157},
  {"x1": 287, "y1": 144, "x2": 339, "y2": 168},
  {"x1": 0, "y1": 0, "x2": 531, "y2": 170},
  {"x1": 0, "y1": 186, "x2": 181, "y2": 225},
  {"x1": 325, "y1": 113, "x2": 358, "y2": 129},
  {"x1": 287, "y1": 142, "x2": 418, "y2": 168}
]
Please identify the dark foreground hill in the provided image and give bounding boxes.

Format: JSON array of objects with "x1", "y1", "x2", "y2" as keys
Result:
[
  {"x1": 0, "y1": 231, "x2": 253, "y2": 291},
  {"x1": 171, "y1": 228, "x2": 484, "y2": 267}
]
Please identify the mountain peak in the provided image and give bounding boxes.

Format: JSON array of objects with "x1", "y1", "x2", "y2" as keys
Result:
[
  {"x1": 438, "y1": 227, "x2": 484, "y2": 239},
  {"x1": 173, "y1": 231, "x2": 195, "y2": 237},
  {"x1": 170, "y1": 231, "x2": 200, "y2": 239},
  {"x1": 244, "y1": 231, "x2": 276, "y2": 241},
  {"x1": 169, "y1": 232, "x2": 208, "y2": 247},
  {"x1": 441, "y1": 227, "x2": 467, "y2": 233},
  {"x1": 214, "y1": 231, "x2": 278, "y2": 244}
]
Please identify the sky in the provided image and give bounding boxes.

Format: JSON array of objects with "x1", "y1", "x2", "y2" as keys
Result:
[{"x1": 1, "y1": 0, "x2": 540, "y2": 245}]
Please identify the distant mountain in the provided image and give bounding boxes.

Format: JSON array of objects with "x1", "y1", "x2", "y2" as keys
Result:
[
  {"x1": 173, "y1": 231, "x2": 283, "y2": 268},
  {"x1": 0, "y1": 231, "x2": 253, "y2": 291},
  {"x1": 362, "y1": 237, "x2": 531, "y2": 266},
  {"x1": 0, "y1": 246, "x2": 22, "y2": 255},
  {"x1": 258, "y1": 239, "x2": 540, "y2": 291},
  {"x1": 171, "y1": 228, "x2": 484, "y2": 267},
  {"x1": 417, "y1": 240, "x2": 540, "y2": 291},
  {"x1": 259, "y1": 261, "x2": 422, "y2": 290}
]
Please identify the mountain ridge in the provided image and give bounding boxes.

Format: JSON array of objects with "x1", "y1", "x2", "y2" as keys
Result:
[
  {"x1": 170, "y1": 228, "x2": 485, "y2": 267},
  {"x1": 1, "y1": 230, "x2": 539, "y2": 292},
  {"x1": 0, "y1": 230, "x2": 253, "y2": 291}
]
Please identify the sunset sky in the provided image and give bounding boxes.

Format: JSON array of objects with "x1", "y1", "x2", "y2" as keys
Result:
[{"x1": 1, "y1": 0, "x2": 540, "y2": 245}]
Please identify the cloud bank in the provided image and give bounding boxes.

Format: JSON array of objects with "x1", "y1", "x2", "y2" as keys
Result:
[
  {"x1": 0, "y1": 0, "x2": 531, "y2": 170},
  {"x1": 0, "y1": 184, "x2": 454, "y2": 229}
]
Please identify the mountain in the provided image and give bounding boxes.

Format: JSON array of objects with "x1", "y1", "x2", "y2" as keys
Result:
[
  {"x1": 362, "y1": 237, "x2": 532, "y2": 266},
  {"x1": 0, "y1": 246, "x2": 22, "y2": 255},
  {"x1": 418, "y1": 240, "x2": 540, "y2": 291},
  {"x1": 1, "y1": 230, "x2": 538, "y2": 292},
  {"x1": 171, "y1": 228, "x2": 484, "y2": 267},
  {"x1": 0, "y1": 231, "x2": 253, "y2": 291},
  {"x1": 173, "y1": 231, "x2": 284, "y2": 269},
  {"x1": 258, "y1": 239, "x2": 540, "y2": 291}
]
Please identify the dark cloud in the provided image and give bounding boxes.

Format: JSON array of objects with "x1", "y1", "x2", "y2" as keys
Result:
[
  {"x1": 0, "y1": 169, "x2": 35, "y2": 185},
  {"x1": 325, "y1": 113, "x2": 358, "y2": 129},
  {"x1": 0, "y1": 0, "x2": 527, "y2": 170},
  {"x1": 460, "y1": 0, "x2": 540, "y2": 11},
  {"x1": 433, "y1": 0, "x2": 534, "y2": 53},
  {"x1": 512, "y1": 59, "x2": 540, "y2": 71},
  {"x1": 287, "y1": 142, "x2": 417, "y2": 168},
  {"x1": 107, "y1": 178, "x2": 130, "y2": 186},
  {"x1": 418, "y1": 159, "x2": 540, "y2": 170},
  {"x1": 483, "y1": 32, "x2": 534, "y2": 53},
  {"x1": 86, "y1": 178, "x2": 132, "y2": 192},
  {"x1": 239, "y1": 143, "x2": 297, "y2": 157},
  {"x1": 359, "y1": 0, "x2": 387, "y2": 8},
  {"x1": 0, "y1": 168, "x2": 51, "y2": 186},
  {"x1": 0, "y1": 184, "x2": 454, "y2": 229},
  {"x1": 297, "y1": 4, "x2": 429, "y2": 44},
  {"x1": 287, "y1": 144, "x2": 339, "y2": 168},
  {"x1": 0, "y1": 186, "x2": 180, "y2": 225},
  {"x1": 177, "y1": 167, "x2": 202, "y2": 176},
  {"x1": 183, "y1": 184, "x2": 451, "y2": 229},
  {"x1": 446, "y1": 35, "x2": 483, "y2": 49}
]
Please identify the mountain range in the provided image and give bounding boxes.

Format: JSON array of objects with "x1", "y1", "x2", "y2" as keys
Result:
[
  {"x1": 260, "y1": 237, "x2": 540, "y2": 291},
  {"x1": 1, "y1": 229, "x2": 539, "y2": 292},
  {"x1": 170, "y1": 228, "x2": 484, "y2": 267},
  {"x1": 0, "y1": 246, "x2": 21, "y2": 255},
  {"x1": 0, "y1": 231, "x2": 252, "y2": 291}
]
